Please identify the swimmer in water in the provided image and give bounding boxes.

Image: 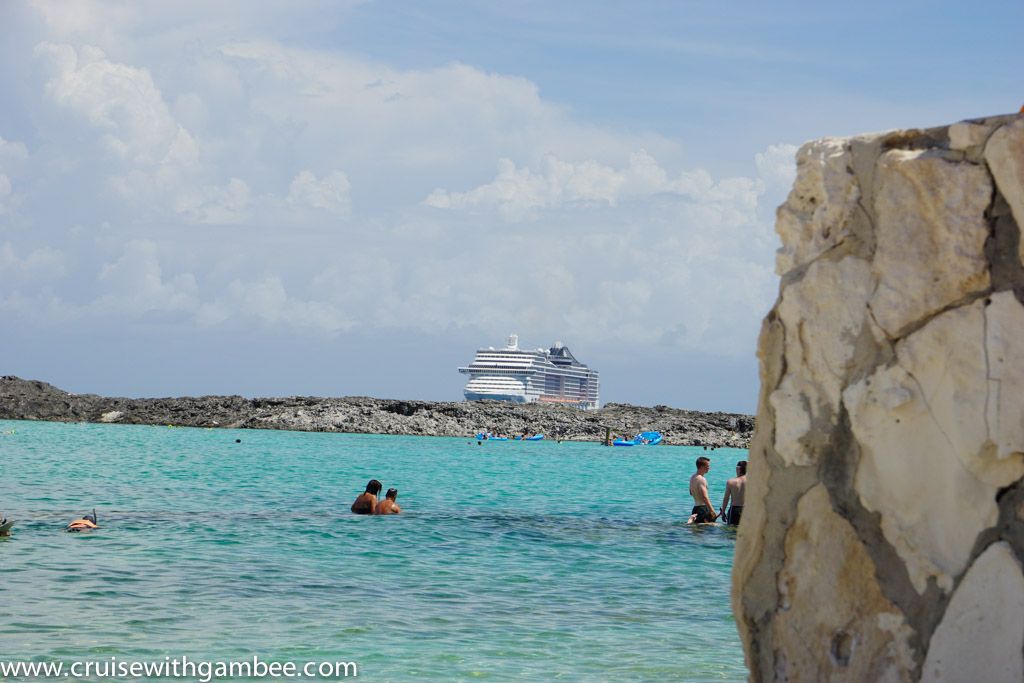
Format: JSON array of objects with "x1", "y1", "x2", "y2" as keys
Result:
[
  {"x1": 351, "y1": 480, "x2": 382, "y2": 515},
  {"x1": 67, "y1": 509, "x2": 99, "y2": 532},
  {"x1": 374, "y1": 488, "x2": 401, "y2": 515}
]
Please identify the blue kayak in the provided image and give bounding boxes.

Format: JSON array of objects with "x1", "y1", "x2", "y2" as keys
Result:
[
  {"x1": 475, "y1": 432, "x2": 509, "y2": 440},
  {"x1": 613, "y1": 431, "x2": 663, "y2": 447},
  {"x1": 524, "y1": 434, "x2": 545, "y2": 441},
  {"x1": 637, "y1": 431, "x2": 663, "y2": 445}
]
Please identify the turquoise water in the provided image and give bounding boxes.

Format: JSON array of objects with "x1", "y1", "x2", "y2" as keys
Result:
[{"x1": 0, "y1": 420, "x2": 747, "y2": 681}]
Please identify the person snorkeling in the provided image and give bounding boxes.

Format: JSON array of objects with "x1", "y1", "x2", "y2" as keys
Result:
[{"x1": 66, "y1": 509, "x2": 99, "y2": 532}]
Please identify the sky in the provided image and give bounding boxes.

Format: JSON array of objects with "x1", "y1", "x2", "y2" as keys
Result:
[{"x1": 1, "y1": 1, "x2": 1021, "y2": 413}]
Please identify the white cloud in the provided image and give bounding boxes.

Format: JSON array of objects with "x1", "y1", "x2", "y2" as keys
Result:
[
  {"x1": 0, "y1": 242, "x2": 67, "y2": 284},
  {"x1": 28, "y1": 0, "x2": 138, "y2": 49},
  {"x1": 4, "y1": 8, "x2": 793, "y2": 393},
  {"x1": 287, "y1": 170, "x2": 351, "y2": 216},
  {"x1": 175, "y1": 178, "x2": 251, "y2": 224},
  {"x1": 423, "y1": 151, "x2": 755, "y2": 221},
  {"x1": 755, "y1": 143, "x2": 798, "y2": 190},
  {"x1": 34, "y1": 42, "x2": 199, "y2": 167},
  {"x1": 94, "y1": 240, "x2": 198, "y2": 314},
  {"x1": 0, "y1": 136, "x2": 30, "y2": 213},
  {"x1": 197, "y1": 276, "x2": 352, "y2": 332},
  {"x1": 215, "y1": 40, "x2": 676, "y2": 175}
]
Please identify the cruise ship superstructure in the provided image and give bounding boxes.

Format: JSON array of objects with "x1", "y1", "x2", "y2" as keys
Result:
[{"x1": 458, "y1": 334, "x2": 600, "y2": 409}]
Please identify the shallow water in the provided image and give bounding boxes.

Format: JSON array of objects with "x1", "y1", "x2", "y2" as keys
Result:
[{"x1": 0, "y1": 420, "x2": 747, "y2": 681}]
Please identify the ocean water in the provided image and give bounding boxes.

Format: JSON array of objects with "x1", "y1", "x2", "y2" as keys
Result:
[{"x1": 0, "y1": 420, "x2": 748, "y2": 682}]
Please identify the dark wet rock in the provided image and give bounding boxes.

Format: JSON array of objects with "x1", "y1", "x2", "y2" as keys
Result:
[{"x1": 0, "y1": 376, "x2": 752, "y2": 448}]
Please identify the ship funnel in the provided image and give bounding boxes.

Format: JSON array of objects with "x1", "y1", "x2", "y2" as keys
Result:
[{"x1": 506, "y1": 333, "x2": 519, "y2": 350}]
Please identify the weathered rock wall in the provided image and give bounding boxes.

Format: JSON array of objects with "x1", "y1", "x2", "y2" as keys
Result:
[
  {"x1": 735, "y1": 114, "x2": 1024, "y2": 681},
  {"x1": 0, "y1": 376, "x2": 753, "y2": 448}
]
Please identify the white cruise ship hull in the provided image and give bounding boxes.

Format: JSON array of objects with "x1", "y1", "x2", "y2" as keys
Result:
[{"x1": 458, "y1": 334, "x2": 600, "y2": 410}]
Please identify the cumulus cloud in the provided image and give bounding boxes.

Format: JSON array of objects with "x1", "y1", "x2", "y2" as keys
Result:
[
  {"x1": 0, "y1": 136, "x2": 30, "y2": 213},
  {"x1": 423, "y1": 150, "x2": 756, "y2": 221},
  {"x1": 3, "y1": 4, "x2": 795, "y2": 404},
  {"x1": 755, "y1": 143, "x2": 798, "y2": 190},
  {"x1": 175, "y1": 178, "x2": 251, "y2": 224},
  {"x1": 0, "y1": 242, "x2": 67, "y2": 284},
  {"x1": 34, "y1": 43, "x2": 199, "y2": 167},
  {"x1": 287, "y1": 170, "x2": 351, "y2": 216},
  {"x1": 94, "y1": 240, "x2": 198, "y2": 314},
  {"x1": 215, "y1": 40, "x2": 675, "y2": 177},
  {"x1": 197, "y1": 276, "x2": 352, "y2": 332}
]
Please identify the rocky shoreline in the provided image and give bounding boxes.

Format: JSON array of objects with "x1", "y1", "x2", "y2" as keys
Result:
[{"x1": 0, "y1": 376, "x2": 754, "y2": 448}]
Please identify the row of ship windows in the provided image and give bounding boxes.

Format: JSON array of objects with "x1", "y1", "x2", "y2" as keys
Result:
[{"x1": 464, "y1": 368, "x2": 598, "y2": 378}]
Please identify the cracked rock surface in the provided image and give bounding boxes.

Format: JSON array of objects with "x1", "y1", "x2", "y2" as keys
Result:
[{"x1": 735, "y1": 112, "x2": 1024, "y2": 681}]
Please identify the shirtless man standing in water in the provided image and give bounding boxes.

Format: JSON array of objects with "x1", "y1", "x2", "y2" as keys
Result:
[
  {"x1": 688, "y1": 457, "x2": 719, "y2": 524},
  {"x1": 374, "y1": 488, "x2": 402, "y2": 515},
  {"x1": 720, "y1": 460, "x2": 747, "y2": 525},
  {"x1": 351, "y1": 480, "x2": 382, "y2": 515}
]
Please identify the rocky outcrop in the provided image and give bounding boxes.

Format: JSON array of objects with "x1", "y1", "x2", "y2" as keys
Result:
[
  {"x1": 735, "y1": 113, "x2": 1024, "y2": 681},
  {"x1": 0, "y1": 376, "x2": 753, "y2": 447}
]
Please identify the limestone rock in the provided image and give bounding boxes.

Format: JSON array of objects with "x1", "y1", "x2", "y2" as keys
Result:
[
  {"x1": 985, "y1": 292, "x2": 1024, "y2": 460},
  {"x1": 99, "y1": 410, "x2": 123, "y2": 423},
  {"x1": 845, "y1": 297, "x2": 1024, "y2": 593},
  {"x1": 921, "y1": 542, "x2": 1024, "y2": 683},
  {"x1": 869, "y1": 150, "x2": 991, "y2": 337},
  {"x1": 948, "y1": 121, "x2": 995, "y2": 152},
  {"x1": 984, "y1": 117, "x2": 1024, "y2": 267},
  {"x1": 773, "y1": 485, "x2": 915, "y2": 682},
  {"x1": 770, "y1": 257, "x2": 874, "y2": 465},
  {"x1": 775, "y1": 138, "x2": 860, "y2": 275},
  {"x1": 740, "y1": 114, "x2": 1024, "y2": 683}
]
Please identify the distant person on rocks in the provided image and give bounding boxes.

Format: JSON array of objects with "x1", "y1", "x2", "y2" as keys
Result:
[
  {"x1": 351, "y1": 480, "x2": 382, "y2": 515},
  {"x1": 374, "y1": 488, "x2": 402, "y2": 515},
  {"x1": 688, "y1": 458, "x2": 719, "y2": 524},
  {"x1": 720, "y1": 460, "x2": 747, "y2": 526},
  {"x1": 67, "y1": 509, "x2": 99, "y2": 532}
]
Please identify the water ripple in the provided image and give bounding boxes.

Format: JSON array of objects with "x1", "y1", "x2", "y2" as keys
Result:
[{"x1": 0, "y1": 420, "x2": 748, "y2": 681}]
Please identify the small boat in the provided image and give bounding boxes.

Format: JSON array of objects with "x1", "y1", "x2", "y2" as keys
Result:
[
  {"x1": 524, "y1": 434, "x2": 545, "y2": 441},
  {"x1": 613, "y1": 431, "x2": 663, "y2": 447}
]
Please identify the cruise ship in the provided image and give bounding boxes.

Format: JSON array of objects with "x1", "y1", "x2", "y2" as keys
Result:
[{"x1": 458, "y1": 334, "x2": 600, "y2": 409}]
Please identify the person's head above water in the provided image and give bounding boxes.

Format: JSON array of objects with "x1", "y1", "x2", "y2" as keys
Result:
[
  {"x1": 385, "y1": 488, "x2": 398, "y2": 500},
  {"x1": 366, "y1": 480, "x2": 383, "y2": 495},
  {"x1": 83, "y1": 509, "x2": 98, "y2": 524},
  {"x1": 696, "y1": 456, "x2": 711, "y2": 472}
]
